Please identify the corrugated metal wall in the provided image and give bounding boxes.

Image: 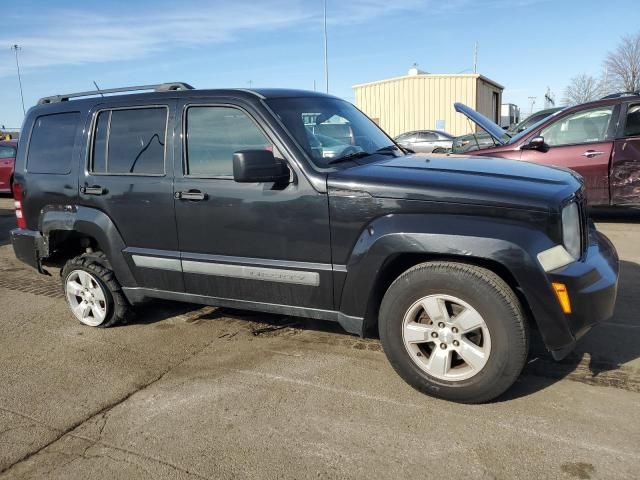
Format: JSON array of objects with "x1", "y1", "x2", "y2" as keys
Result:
[{"x1": 353, "y1": 74, "x2": 502, "y2": 137}]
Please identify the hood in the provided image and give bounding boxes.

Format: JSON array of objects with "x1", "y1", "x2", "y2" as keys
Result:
[
  {"x1": 327, "y1": 154, "x2": 582, "y2": 212},
  {"x1": 454, "y1": 102, "x2": 509, "y2": 145}
]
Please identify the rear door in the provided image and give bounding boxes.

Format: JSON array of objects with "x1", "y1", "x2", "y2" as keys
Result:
[
  {"x1": 520, "y1": 104, "x2": 617, "y2": 205},
  {"x1": 80, "y1": 100, "x2": 183, "y2": 292},
  {"x1": 611, "y1": 101, "x2": 640, "y2": 206}
]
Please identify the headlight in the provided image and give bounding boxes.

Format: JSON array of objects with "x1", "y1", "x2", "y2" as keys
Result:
[{"x1": 562, "y1": 202, "x2": 581, "y2": 259}]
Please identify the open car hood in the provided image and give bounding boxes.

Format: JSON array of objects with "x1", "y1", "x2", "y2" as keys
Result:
[{"x1": 454, "y1": 102, "x2": 509, "y2": 145}]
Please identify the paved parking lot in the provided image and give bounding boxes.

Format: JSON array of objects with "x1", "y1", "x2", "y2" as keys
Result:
[{"x1": 0, "y1": 196, "x2": 639, "y2": 479}]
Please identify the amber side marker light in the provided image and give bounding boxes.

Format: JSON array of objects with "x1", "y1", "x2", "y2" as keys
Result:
[{"x1": 551, "y1": 282, "x2": 572, "y2": 314}]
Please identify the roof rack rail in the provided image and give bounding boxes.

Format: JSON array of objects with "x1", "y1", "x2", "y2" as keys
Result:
[
  {"x1": 38, "y1": 82, "x2": 195, "y2": 105},
  {"x1": 601, "y1": 91, "x2": 640, "y2": 99}
]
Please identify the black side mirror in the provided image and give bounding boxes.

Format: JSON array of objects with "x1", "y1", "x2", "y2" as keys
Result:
[
  {"x1": 522, "y1": 136, "x2": 547, "y2": 152},
  {"x1": 233, "y1": 150, "x2": 290, "y2": 183}
]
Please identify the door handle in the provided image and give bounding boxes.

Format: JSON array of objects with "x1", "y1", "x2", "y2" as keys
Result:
[
  {"x1": 582, "y1": 150, "x2": 604, "y2": 158},
  {"x1": 80, "y1": 185, "x2": 105, "y2": 195},
  {"x1": 175, "y1": 190, "x2": 206, "y2": 201}
]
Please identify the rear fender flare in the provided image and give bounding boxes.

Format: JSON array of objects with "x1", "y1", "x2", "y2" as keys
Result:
[{"x1": 39, "y1": 205, "x2": 137, "y2": 287}]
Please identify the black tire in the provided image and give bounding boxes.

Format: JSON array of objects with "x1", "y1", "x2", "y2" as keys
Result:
[
  {"x1": 61, "y1": 253, "x2": 131, "y2": 327},
  {"x1": 379, "y1": 261, "x2": 528, "y2": 403}
]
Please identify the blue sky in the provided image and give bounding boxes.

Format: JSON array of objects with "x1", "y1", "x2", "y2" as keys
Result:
[{"x1": 1, "y1": 0, "x2": 638, "y2": 129}]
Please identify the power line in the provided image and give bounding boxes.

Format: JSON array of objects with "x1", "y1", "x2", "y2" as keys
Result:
[{"x1": 11, "y1": 44, "x2": 25, "y2": 115}]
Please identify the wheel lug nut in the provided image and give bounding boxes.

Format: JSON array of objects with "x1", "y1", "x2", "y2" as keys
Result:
[
  {"x1": 452, "y1": 327, "x2": 458, "y2": 333},
  {"x1": 440, "y1": 343, "x2": 447, "y2": 349},
  {"x1": 453, "y1": 340, "x2": 460, "y2": 347},
  {"x1": 438, "y1": 322, "x2": 445, "y2": 328},
  {"x1": 431, "y1": 332, "x2": 438, "y2": 338}
]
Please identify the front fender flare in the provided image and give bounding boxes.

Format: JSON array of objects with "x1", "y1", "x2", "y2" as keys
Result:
[{"x1": 339, "y1": 213, "x2": 573, "y2": 351}]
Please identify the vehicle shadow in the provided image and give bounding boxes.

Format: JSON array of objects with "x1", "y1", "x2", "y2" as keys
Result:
[
  {"x1": 126, "y1": 258, "x2": 640, "y2": 401},
  {"x1": 502, "y1": 258, "x2": 640, "y2": 401}
]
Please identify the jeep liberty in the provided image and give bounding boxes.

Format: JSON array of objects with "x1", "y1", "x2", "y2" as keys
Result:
[{"x1": 10, "y1": 83, "x2": 619, "y2": 403}]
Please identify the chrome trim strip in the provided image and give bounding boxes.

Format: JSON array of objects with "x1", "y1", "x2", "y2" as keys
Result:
[
  {"x1": 132, "y1": 254, "x2": 182, "y2": 272},
  {"x1": 332, "y1": 264, "x2": 348, "y2": 273},
  {"x1": 182, "y1": 260, "x2": 320, "y2": 286},
  {"x1": 182, "y1": 252, "x2": 334, "y2": 271}
]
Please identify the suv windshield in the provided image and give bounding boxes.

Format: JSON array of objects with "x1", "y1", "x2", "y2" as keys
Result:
[{"x1": 266, "y1": 96, "x2": 398, "y2": 168}]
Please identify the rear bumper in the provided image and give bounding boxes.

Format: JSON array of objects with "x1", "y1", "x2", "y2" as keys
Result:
[
  {"x1": 545, "y1": 228, "x2": 619, "y2": 359},
  {"x1": 10, "y1": 228, "x2": 45, "y2": 272}
]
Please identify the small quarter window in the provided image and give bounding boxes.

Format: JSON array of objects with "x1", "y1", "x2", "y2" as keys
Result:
[
  {"x1": 91, "y1": 107, "x2": 167, "y2": 175},
  {"x1": 27, "y1": 112, "x2": 79, "y2": 174},
  {"x1": 623, "y1": 104, "x2": 640, "y2": 138},
  {"x1": 185, "y1": 106, "x2": 271, "y2": 176}
]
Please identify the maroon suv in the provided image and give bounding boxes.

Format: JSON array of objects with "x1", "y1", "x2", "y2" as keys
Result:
[
  {"x1": 0, "y1": 140, "x2": 17, "y2": 194},
  {"x1": 454, "y1": 95, "x2": 640, "y2": 206}
]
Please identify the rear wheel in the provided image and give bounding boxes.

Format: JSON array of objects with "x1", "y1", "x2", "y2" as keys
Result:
[
  {"x1": 379, "y1": 261, "x2": 528, "y2": 403},
  {"x1": 61, "y1": 253, "x2": 131, "y2": 327}
]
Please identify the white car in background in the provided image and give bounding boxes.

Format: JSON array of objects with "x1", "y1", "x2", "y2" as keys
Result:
[{"x1": 394, "y1": 130, "x2": 454, "y2": 153}]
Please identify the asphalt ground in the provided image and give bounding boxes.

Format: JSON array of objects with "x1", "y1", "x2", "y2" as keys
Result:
[{"x1": 0, "y1": 195, "x2": 639, "y2": 479}]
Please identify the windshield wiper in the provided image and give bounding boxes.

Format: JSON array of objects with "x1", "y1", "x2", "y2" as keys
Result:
[
  {"x1": 327, "y1": 147, "x2": 398, "y2": 166},
  {"x1": 327, "y1": 151, "x2": 373, "y2": 165}
]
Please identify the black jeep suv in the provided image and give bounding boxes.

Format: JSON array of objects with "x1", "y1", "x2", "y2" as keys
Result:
[{"x1": 10, "y1": 83, "x2": 619, "y2": 403}]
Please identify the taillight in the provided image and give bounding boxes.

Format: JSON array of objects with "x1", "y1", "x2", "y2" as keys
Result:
[{"x1": 13, "y1": 183, "x2": 26, "y2": 229}]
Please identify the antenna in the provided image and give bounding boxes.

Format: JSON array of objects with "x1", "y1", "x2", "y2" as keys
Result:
[
  {"x1": 11, "y1": 45, "x2": 25, "y2": 115},
  {"x1": 93, "y1": 81, "x2": 104, "y2": 97}
]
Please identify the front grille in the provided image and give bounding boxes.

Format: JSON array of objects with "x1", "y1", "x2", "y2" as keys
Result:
[{"x1": 575, "y1": 189, "x2": 589, "y2": 259}]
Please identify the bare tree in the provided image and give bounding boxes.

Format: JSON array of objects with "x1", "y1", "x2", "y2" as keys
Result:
[
  {"x1": 604, "y1": 33, "x2": 640, "y2": 93},
  {"x1": 563, "y1": 74, "x2": 601, "y2": 106}
]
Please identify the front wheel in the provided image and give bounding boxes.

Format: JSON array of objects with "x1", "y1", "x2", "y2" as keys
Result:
[{"x1": 379, "y1": 262, "x2": 528, "y2": 403}]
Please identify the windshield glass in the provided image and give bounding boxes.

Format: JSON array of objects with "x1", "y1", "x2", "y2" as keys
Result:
[
  {"x1": 508, "y1": 108, "x2": 566, "y2": 144},
  {"x1": 266, "y1": 96, "x2": 397, "y2": 168}
]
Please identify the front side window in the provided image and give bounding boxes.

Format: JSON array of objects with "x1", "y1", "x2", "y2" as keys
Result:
[
  {"x1": 185, "y1": 106, "x2": 271, "y2": 177},
  {"x1": 623, "y1": 103, "x2": 640, "y2": 137},
  {"x1": 91, "y1": 107, "x2": 167, "y2": 175},
  {"x1": 540, "y1": 106, "x2": 614, "y2": 147},
  {"x1": 27, "y1": 112, "x2": 79, "y2": 174},
  {"x1": 267, "y1": 97, "x2": 395, "y2": 167},
  {"x1": 0, "y1": 146, "x2": 15, "y2": 159}
]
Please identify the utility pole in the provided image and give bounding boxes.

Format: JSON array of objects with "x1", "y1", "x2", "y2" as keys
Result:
[
  {"x1": 11, "y1": 44, "x2": 25, "y2": 115},
  {"x1": 473, "y1": 41, "x2": 478, "y2": 74},
  {"x1": 528, "y1": 96, "x2": 536, "y2": 115},
  {"x1": 323, "y1": 0, "x2": 329, "y2": 93},
  {"x1": 248, "y1": 79, "x2": 253, "y2": 88}
]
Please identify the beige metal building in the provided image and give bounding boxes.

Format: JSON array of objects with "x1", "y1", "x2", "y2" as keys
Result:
[{"x1": 353, "y1": 70, "x2": 504, "y2": 137}]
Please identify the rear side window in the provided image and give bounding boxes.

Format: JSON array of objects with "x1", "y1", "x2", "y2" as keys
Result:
[
  {"x1": 185, "y1": 106, "x2": 271, "y2": 177},
  {"x1": 91, "y1": 107, "x2": 167, "y2": 175},
  {"x1": 623, "y1": 104, "x2": 640, "y2": 137},
  {"x1": 0, "y1": 146, "x2": 15, "y2": 159},
  {"x1": 27, "y1": 112, "x2": 79, "y2": 174}
]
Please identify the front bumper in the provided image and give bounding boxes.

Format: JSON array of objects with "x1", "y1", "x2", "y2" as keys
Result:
[{"x1": 545, "y1": 227, "x2": 619, "y2": 359}]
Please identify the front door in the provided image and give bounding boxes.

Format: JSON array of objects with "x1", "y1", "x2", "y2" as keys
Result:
[
  {"x1": 611, "y1": 102, "x2": 640, "y2": 206},
  {"x1": 173, "y1": 100, "x2": 333, "y2": 311},
  {"x1": 520, "y1": 104, "x2": 617, "y2": 205},
  {"x1": 81, "y1": 101, "x2": 183, "y2": 292}
]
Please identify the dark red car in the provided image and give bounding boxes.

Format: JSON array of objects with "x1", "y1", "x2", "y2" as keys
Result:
[
  {"x1": 454, "y1": 95, "x2": 640, "y2": 206},
  {"x1": 0, "y1": 140, "x2": 18, "y2": 194}
]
